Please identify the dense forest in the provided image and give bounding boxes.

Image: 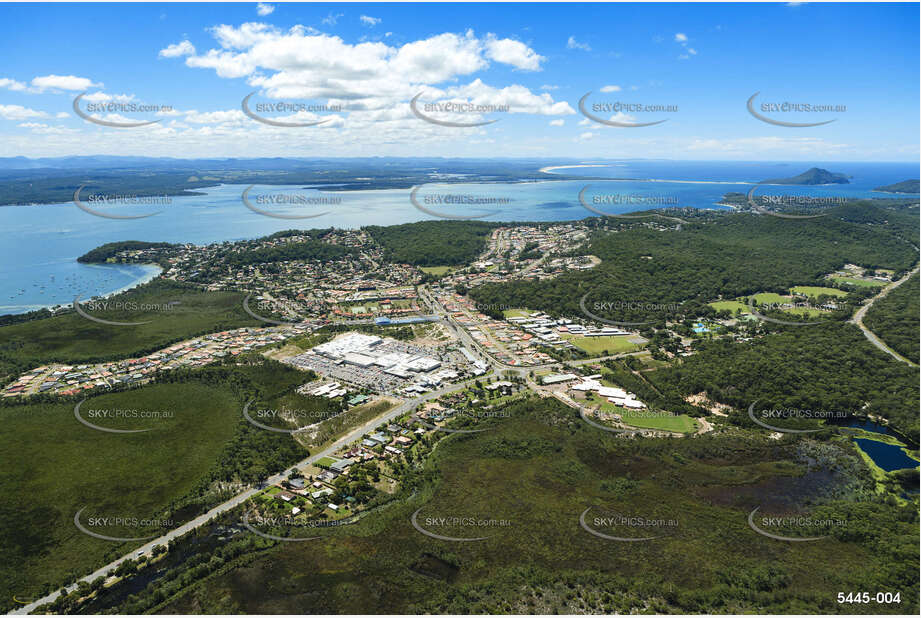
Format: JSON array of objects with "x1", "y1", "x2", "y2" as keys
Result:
[
  {"x1": 65, "y1": 396, "x2": 919, "y2": 615},
  {"x1": 77, "y1": 240, "x2": 177, "y2": 263},
  {"x1": 647, "y1": 322, "x2": 921, "y2": 436},
  {"x1": 0, "y1": 158, "x2": 583, "y2": 206},
  {"x1": 760, "y1": 167, "x2": 850, "y2": 185},
  {"x1": 864, "y1": 273, "x2": 920, "y2": 364},
  {"x1": 364, "y1": 220, "x2": 499, "y2": 266},
  {"x1": 470, "y1": 210, "x2": 918, "y2": 324},
  {"x1": 223, "y1": 239, "x2": 355, "y2": 268},
  {"x1": 874, "y1": 179, "x2": 920, "y2": 194}
]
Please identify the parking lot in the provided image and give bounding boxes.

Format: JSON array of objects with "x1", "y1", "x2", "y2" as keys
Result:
[{"x1": 285, "y1": 338, "x2": 459, "y2": 395}]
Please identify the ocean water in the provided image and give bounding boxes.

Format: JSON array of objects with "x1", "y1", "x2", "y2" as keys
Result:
[{"x1": 0, "y1": 160, "x2": 916, "y2": 315}]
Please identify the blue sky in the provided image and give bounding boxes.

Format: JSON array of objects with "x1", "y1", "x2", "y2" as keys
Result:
[{"x1": 0, "y1": 1, "x2": 918, "y2": 160}]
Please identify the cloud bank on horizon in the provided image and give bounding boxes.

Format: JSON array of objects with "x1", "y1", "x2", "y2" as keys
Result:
[{"x1": 0, "y1": 2, "x2": 917, "y2": 160}]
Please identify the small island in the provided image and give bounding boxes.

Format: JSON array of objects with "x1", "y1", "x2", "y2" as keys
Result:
[
  {"x1": 760, "y1": 167, "x2": 851, "y2": 185},
  {"x1": 874, "y1": 179, "x2": 920, "y2": 194}
]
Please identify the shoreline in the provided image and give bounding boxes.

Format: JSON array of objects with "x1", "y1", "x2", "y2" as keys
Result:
[
  {"x1": 3, "y1": 263, "x2": 162, "y2": 317},
  {"x1": 539, "y1": 164, "x2": 613, "y2": 175}
]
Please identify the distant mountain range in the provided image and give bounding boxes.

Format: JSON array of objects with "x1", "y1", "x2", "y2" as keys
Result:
[
  {"x1": 0, "y1": 155, "x2": 579, "y2": 171},
  {"x1": 760, "y1": 167, "x2": 851, "y2": 185},
  {"x1": 874, "y1": 179, "x2": 920, "y2": 194}
]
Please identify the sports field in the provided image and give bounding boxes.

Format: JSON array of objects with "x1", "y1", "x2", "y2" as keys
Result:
[
  {"x1": 561, "y1": 334, "x2": 642, "y2": 355},
  {"x1": 829, "y1": 275, "x2": 887, "y2": 288},
  {"x1": 790, "y1": 286, "x2": 847, "y2": 298}
]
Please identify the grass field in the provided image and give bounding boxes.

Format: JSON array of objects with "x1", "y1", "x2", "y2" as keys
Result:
[
  {"x1": 750, "y1": 292, "x2": 790, "y2": 305},
  {"x1": 153, "y1": 398, "x2": 918, "y2": 615},
  {"x1": 0, "y1": 280, "x2": 256, "y2": 383},
  {"x1": 298, "y1": 398, "x2": 398, "y2": 452},
  {"x1": 829, "y1": 275, "x2": 887, "y2": 288},
  {"x1": 0, "y1": 382, "x2": 241, "y2": 606},
  {"x1": 708, "y1": 300, "x2": 749, "y2": 314},
  {"x1": 782, "y1": 306, "x2": 828, "y2": 318},
  {"x1": 502, "y1": 308, "x2": 532, "y2": 319},
  {"x1": 338, "y1": 299, "x2": 415, "y2": 314},
  {"x1": 750, "y1": 292, "x2": 828, "y2": 317},
  {"x1": 590, "y1": 395, "x2": 698, "y2": 433},
  {"x1": 619, "y1": 409, "x2": 698, "y2": 432},
  {"x1": 560, "y1": 334, "x2": 642, "y2": 355},
  {"x1": 419, "y1": 266, "x2": 455, "y2": 276},
  {"x1": 790, "y1": 286, "x2": 847, "y2": 298}
]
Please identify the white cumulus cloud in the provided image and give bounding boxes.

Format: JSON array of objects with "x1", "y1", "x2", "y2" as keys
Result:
[
  {"x1": 0, "y1": 77, "x2": 28, "y2": 92},
  {"x1": 566, "y1": 36, "x2": 591, "y2": 51},
  {"x1": 159, "y1": 40, "x2": 196, "y2": 58},
  {"x1": 30, "y1": 74, "x2": 101, "y2": 92},
  {"x1": 484, "y1": 34, "x2": 544, "y2": 71},
  {"x1": 0, "y1": 104, "x2": 48, "y2": 120}
]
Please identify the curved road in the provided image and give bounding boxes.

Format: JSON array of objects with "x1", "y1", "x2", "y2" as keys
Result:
[{"x1": 849, "y1": 264, "x2": 919, "y2": 368}]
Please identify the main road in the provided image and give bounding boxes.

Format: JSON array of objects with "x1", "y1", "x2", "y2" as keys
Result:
[
  {"x1": 16, "y1": 286, "x2": 643, "y2": 614},
  {"x1": 10, "y1": 377, "x2": 485, "y2": 616},
  {"x1": 849, "y1": 263, "x2": 919, "y2": 368}
]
